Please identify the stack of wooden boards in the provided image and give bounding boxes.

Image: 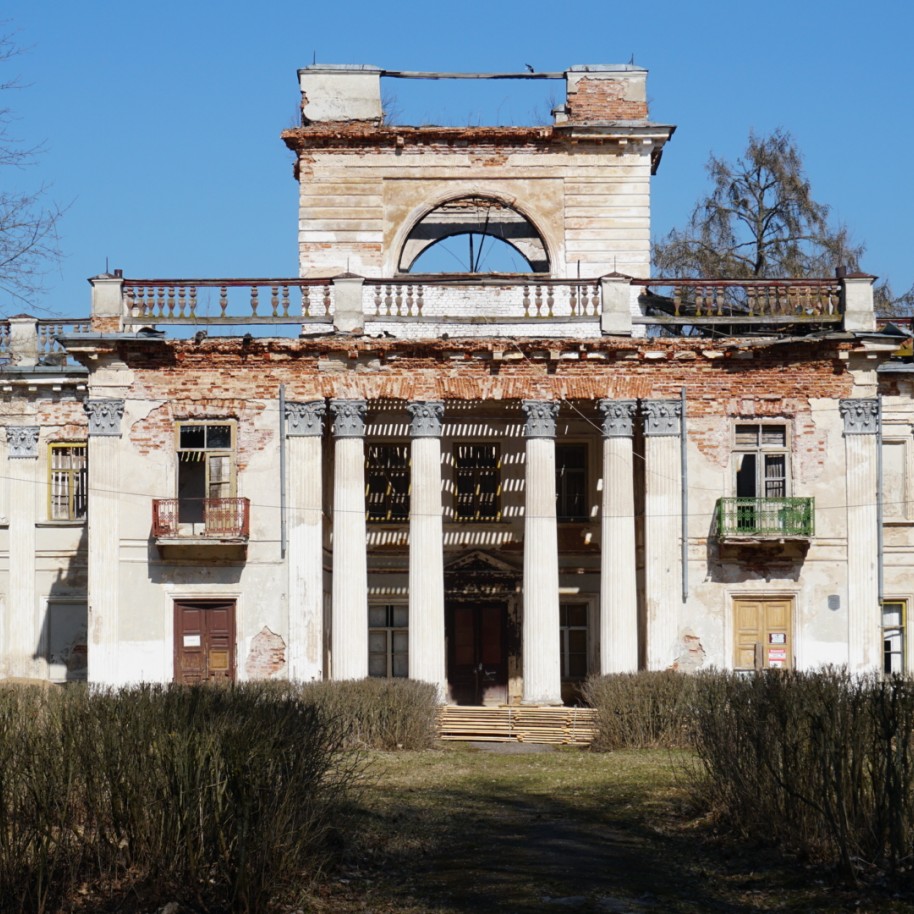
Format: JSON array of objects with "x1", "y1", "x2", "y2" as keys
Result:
[{"x1": 437, "y1": 705, "x2": 596, "y2": 746}]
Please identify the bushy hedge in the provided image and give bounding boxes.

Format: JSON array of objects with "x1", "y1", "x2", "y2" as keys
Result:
[
  {"x1": 582, "y1": 671, "x2": 697, "y2": 750},
  {"x1": 691, "y1": 669, "x2": 914, "y2": 885},
  {"x1": 298, "y1": 677, "x2": 440, "y2": 750}
]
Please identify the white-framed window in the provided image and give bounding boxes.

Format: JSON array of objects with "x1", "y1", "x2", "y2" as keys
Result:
[
  {"x1": 49, "y1": 443, "x2": 88, "y2": 521},
  {"x1": 559, "y1": 602, "x2": 588, "y2": 680},
  {"x1": 733, "y1": 423, "x2": 789, "y2": 498},
  {"x1": 882, "y1": 600, "x2": 905, "y2": 675},
  {"x1": 368, "y1": 604, "x2": 408, "y2": 678},
  {"x1": 175, "y1": 421, "x2": 236, "y2": 522}
]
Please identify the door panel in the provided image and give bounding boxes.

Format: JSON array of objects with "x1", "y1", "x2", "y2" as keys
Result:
[
  {"x1": 175, "y1": 600, "x2": 236, "y2": 683},
  {"x1": 733, "y1": 598, "x2": 793, "y2": 670},
  {"x1": 447, "y1": 603, "x2": 508, "y2": 705}
]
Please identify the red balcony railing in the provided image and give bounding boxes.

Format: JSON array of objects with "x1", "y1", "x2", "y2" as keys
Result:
[{"x1": 152, "y1": 498, "x2": 250, "y2": 539}]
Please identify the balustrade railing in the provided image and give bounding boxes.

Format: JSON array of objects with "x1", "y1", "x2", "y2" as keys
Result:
[
  {"x1": 0, "y1": 322, "x2": 9, "y2": 361},
  {"x1": 635, "y1": 278, "x2": 841, "y2": 322},
  {"x1": 38, "y1": 319, "x2": 92, "y2": 363},
  {"x1": 123, "y1": 279, "x2": 333, "y2": 325},
  {"x1": 717, "y1": 497, "x2": 815, "y2": 538},
  {"x1": 363, "y1": 278, "x2": 602, "y2": 321},
  {"x1": 152, "y1": 497, "x2": 250, "y2": 539}
]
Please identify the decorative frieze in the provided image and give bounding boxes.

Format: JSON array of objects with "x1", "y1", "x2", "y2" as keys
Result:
[
  {"x1": 330, "y1": 399, "x2": 367, "y2": 438},
  {"x1": 85, "y1": 399, "x2": 125, "y2": 437},
  {"x1": 598, "y1": 399, "x2": 638, "y2": 438},
  {"x1": 642, "y1": 399, "x2": 682, "y2": 437},
  {"x1": 286, "y1": 400, "x2": 326, "y2": 437},
  {"x1": 6, "y1": 426, "x2": 39, "y2": 459},
  {"x1": 407, "y1": 401, "x2": 444, "y2": 438},
  {"x1": 840, "y1": 398, "x2": 879, "y2": 435},
  {"x1": 522, "y1": 400, "x2": 560, "y2": 438}
]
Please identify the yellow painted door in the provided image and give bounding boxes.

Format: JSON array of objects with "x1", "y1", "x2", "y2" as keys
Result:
[{"x1": 733, "y1": 599, "x2": 793, "y2": 670}]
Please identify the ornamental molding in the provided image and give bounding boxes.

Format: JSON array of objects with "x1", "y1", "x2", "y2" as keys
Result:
[
  {"x1": 6, "y1": 426, "x2": 39, "y2": 458},
  {"x1": 522, "y1": 400, "x2": 560, "y2": 439},
  {"x1": 85, "y1": 399, "x2": 124, "y2": 437},
  {"x1": 840, "y1": 398, "x2": 879, "y2": 435},
  {"x1": 642, "y1": 399, "x2": 682, "y2": 437},
  {"x1": 329, "y1": 399, "x2": 367, "y2": 438},
  {"x1": 286, "y1": 400, "x2": 326, "y2": 437},
  {"x1": 407, "y1": 401, "x2": 444, "y2": 438},
  {"x1": 598, "y1": 399, "x2": 638, "y2": 438}
]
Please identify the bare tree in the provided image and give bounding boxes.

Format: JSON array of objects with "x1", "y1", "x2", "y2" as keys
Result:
[
  {"x1": 0, "y1": 31, "x2": 64, "y2": 309},
  {"x1": 653, "y1": 129, "x2": 863, "y2": 280}
]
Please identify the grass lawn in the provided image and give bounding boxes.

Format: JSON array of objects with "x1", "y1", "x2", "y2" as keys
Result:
[{"x1": 303, "y1": 744, "x2": 914, "y2": 914}]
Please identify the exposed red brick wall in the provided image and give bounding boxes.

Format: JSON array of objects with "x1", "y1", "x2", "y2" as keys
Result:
[
  {"x1": 116, "y1": 337, "x2": 856, "y2": 419},
  {"x1": 90, "y1": 316, "x2": 121, "y2": 333},
  {"x1": 566, "y1": 77, "x2": 648, "y2": 122}
]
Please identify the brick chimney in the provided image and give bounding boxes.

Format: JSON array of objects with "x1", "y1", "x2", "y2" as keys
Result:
[{"x1": 560, "y1": 65, "x2": 649, "y2": 124}]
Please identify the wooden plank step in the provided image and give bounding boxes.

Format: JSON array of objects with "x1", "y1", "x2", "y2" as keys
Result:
[{"x1": 436, "y1": 705, "x2": 597, "y2": 745}]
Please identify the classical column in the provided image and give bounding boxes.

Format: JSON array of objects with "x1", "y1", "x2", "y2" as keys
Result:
[
  {"x1": 598, "y1": 400, "x2": 639, "y2": 673},
  {"x1": 85, "y1": 399, "x2": 125, "y2": 685},
  {"x1": 330, "y1": 399, "x2": 368, "y2": 680},
  {"x1": 286, "y1": 400, "x2": 326, "y2": 681},
  {"x1": 407, "y1": 401, "x2": 446, "y2": 698},
  {"x1": 642, "y1": 399, "x2": 682, "y2": 671},
  {"x1": 6, "y1": 427, "x2": 39, "y2": 678},
  {"x1": 840, "y1": 398, "x2": 880, "y2": 672},
  {"x1": 521, "y1": 400, "x2": 562, "y2": 705}
]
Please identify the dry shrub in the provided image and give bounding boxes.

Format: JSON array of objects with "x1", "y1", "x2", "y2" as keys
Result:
[
  {"x1": 0, "y1": 682, "x2": 357, "y2": 914},
  {"x1": 691, "y1": 669, "x2": 914, "y2": 886},
  {"x1": 582, "y1": 671, "x2": 697, "y2": 751}
]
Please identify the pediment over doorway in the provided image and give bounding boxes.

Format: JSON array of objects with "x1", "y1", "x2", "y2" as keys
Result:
[{"x1": 444, "y1": 549, "x2": 520, "y2": 598}]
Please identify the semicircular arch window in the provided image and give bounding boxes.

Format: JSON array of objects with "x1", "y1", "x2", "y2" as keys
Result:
[{"x1": 399, "y1": 196, "x2": 549, "y2": 274}]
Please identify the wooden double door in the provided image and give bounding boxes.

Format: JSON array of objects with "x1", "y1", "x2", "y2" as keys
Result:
[
  {"x1": 447, "y1": 602, "x2": 508, "y2": 705},
  {"x1": 174, "y1": 600, "x2": 236, "y2": 683},
  {"x1": 733, "y1": 598, "x2": 793, "y2": 671}
]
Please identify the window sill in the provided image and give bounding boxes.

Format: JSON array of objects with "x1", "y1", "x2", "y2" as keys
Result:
[{"x1": 36, "y1": 520, "x2": 87, "y2": 528}]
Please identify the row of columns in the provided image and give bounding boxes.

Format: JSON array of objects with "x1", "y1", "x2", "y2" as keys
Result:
[{"x1": 284, "y1": 396, "x2": 687, "y2": 704}]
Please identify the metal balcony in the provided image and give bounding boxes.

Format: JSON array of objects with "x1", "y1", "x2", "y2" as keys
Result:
[
  {"x1": 716, "y1": 497, "x2": 814, "y2": 539},
  {"x1": 152, "y1": 498, "x2": 250, "y2": 540}
]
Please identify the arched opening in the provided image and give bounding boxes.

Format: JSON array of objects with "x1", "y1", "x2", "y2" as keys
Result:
[{"x1": 399, "y1": 196, "x2": 550, "y2": 274}]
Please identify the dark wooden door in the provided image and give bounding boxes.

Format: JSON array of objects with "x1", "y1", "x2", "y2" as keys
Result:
[
  {"x1": 447, "y1": 603, "x2": 507, "y2": 705},
  {"x1": 174, "y1": 600, "x2": 236, "y2": 683}
]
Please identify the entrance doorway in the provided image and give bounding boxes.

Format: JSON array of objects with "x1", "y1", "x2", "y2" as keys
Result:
[
  {"x1": 733, "y1": 597, "x2": 793, "y2": 671},
  {"x1": 447, "y1": 602, "x2": 508, "y2": 705},
  {"x1": 174, "y1": 600, "x2": 236, "y2": 683}
]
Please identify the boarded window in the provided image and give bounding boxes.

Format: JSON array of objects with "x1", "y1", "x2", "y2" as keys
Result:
[
  {"x1": 366, "y1": 444, "x2": 410, "y2": 522},
  {"x1": 454, "y1": 444, "x2": 500, "y2": 521},
  {"x1": 49, "y1": 444, "x2": 88, "y2": 520}
]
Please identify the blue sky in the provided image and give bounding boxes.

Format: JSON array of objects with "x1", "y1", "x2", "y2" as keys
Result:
[{"x1": 3, "y1": 0, "x2": 913, "y2": 316}]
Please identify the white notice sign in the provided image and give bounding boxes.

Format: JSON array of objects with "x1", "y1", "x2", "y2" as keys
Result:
[{"x1": 183, "y1": 634, "x2": 201, "y2": 648}]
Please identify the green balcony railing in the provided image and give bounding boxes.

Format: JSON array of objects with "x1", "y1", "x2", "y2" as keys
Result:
[{"x1": 717, "y1": 497, "x2": 815, "y2": 538}]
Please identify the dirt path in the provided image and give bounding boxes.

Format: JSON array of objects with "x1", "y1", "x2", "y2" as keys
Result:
[{"x1": 306, "y1": 745, "x2": 914, "y2": 914}]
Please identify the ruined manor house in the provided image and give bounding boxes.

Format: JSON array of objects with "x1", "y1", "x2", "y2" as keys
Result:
[{"x1": 1, "y1": 64, "x2": 909, "y2": 707}]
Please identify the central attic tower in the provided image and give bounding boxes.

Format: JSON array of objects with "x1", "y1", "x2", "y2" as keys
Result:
[{"x1": 281, "y1": 65, "x2": 675, "y2": 280}]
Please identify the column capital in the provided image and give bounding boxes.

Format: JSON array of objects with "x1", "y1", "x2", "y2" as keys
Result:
[
  {"x1": 840, "y1": 398, "x2": 879, "y2": 435},
  {"x1": 642, "y1": 399, "x2": 682, "y2": 437},
  {"x1": 85, "y1": 399, "x2": 125, "y2": 436},
  {"x1": 598, "y1": 399, "x2": 638, "y2": 438},
  {"x1": 330, "y1": 398, "x2": 367, "y2": 437},
  {"x1": 407, "y1": 401, "x2": 444, "y2": 438},
  {"x1": 286, "y1": 400, "x2": 326, "y2": 437},
  {"x1": 522, "y1": 400, "x2": 560, "y2": 438},
  {"x1": 6, "y1": 426, "x2": 39, "y2": 458}
]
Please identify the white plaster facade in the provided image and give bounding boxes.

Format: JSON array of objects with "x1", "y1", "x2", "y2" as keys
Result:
[{"x1": 0, "y1": 65, "x2": 907, "y2": 700}]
